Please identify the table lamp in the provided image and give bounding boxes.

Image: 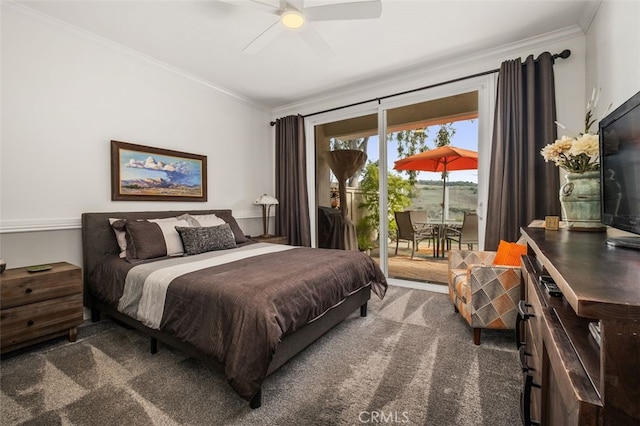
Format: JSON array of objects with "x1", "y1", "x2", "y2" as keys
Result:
[{"x1": 254, "y1": 194, "x2": 279, "y2": 237}]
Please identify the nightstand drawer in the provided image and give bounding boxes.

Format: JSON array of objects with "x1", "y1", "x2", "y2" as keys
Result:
[
  {"x1": 0, "y1": 263, "x2": 82, "y2": 309},
  {"x1": 0, "y1": 293, "x2": 83, "y2": 352}
]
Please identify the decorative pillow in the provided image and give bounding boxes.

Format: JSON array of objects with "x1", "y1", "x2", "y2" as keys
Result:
[
  {"x1": 125, "y1": 220, "x2": 169, "y2": 260},
  {"x1": 175, "y1": 224, "x2": 237, "y2": 255},
  {"x1": 109, "y1": 218, "x2": 128, "y2": 258},
  {"x1": 124, "y1": 217, "x2": 189, "y2": 261},
  {"x1": 493, "y1": 240, "x2": 527, "y2": 266},
  {"x1": 148, "y1": 217, "x2": 189, "y2": 256},
  {"x1": 212, "y1": 212, "x2": 249, "y2": 244},
  {"x1": 176, "y1": 213, "x2": 226, "y2": 228},
  {"x1": 176, "y1": 211, "x2": 248, "y2": 244}
]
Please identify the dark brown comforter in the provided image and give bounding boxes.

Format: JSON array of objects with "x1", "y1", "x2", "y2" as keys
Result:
[{"x1": 90, "y1": 244, "x2": 387, "y2": 401}]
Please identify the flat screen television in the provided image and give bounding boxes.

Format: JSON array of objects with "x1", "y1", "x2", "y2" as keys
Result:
[{"x1": 599, "y1": 90, "x2": 640, "y2": 249}]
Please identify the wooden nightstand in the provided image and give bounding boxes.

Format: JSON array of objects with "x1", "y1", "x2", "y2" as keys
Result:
[
  {"x1": 251, "y1": 235, "x2": 289, "y2": 245},
  {"x1": 0, "y1": 262, "x2": 83, "y2": 354}
]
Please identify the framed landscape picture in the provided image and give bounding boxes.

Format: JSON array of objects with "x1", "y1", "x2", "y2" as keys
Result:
[{"x1": 111, "y1": 140, "x2": 207, "y2": 201}]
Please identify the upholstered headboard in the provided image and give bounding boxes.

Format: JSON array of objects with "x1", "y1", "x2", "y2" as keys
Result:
[{"x1": 81, "y1": 209, "x2": 242, "y2": 306}]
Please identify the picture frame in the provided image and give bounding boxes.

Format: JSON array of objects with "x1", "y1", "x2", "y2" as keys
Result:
[{"x1": 111, "y1": 140, "x2": 207, "y2": 201}]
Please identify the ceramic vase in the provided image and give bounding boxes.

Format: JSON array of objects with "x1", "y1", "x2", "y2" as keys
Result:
[{"x1": 559, "y1": 171, "x2": 606, "y2": 231}]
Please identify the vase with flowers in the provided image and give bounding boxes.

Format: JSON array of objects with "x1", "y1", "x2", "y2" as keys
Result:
[{"x1": 540, "y1": 88, "x2": 611, "y2": 231}]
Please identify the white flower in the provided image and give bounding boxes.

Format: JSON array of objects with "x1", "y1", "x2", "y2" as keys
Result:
[
  {"x1": 569, "y1": 133, "x2": 599, "y2": 157},
  {"x1": 542, "y1": 87, "x2": 608, "y2": 173},
  {"x1": 540, "y1": 134, "x2": 599, "y2": 173}
]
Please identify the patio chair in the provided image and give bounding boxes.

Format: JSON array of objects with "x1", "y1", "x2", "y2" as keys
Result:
[
  {"x1": 445, "y1": 211, "x2": 478, "y2": 250},
  {"x1": 408, "y1": 210, "x2": 429, "y2": 234},
  {"x1": 394, "y1": 211, "x2": 435, "y2": 258}
]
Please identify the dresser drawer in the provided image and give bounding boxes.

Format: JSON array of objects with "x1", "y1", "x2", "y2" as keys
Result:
[
  {"x1": 0, "y1": 263, "x2": 81, "y2": 309},
  {"x1": 541, "y1": 308, "x2": 602, "y2": 425},
  {"x1": 0, "y1": 293, "x2": 83, "y2": 352}
]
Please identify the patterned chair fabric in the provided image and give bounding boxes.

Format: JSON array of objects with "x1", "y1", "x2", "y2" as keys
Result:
[{"x1": 448, "y1": 249, "x2": 522, "y2": 345}]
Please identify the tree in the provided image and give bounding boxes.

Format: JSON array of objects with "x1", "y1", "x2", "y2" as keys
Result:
[
  {"x1": 388, "y1": 128, "x2": 429, "y2": 188},
  {"x1": 433, "y1": 123, "x2": 456, "y2": 147},
  {"x1": 359, "y1": 162, "x2": 411, "y2": 241},
  {"x1": 329, "y1": 137, "x2": 369, "y2": 186},
  {"x1": 433, "y1": 123, "x2": 456, "y2": 180}
]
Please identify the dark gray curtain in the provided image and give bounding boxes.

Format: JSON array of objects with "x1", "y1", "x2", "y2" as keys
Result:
[
  {"x1": 275, "y1": 115, "x2": 311, "y2": 247},
  {"x1": 485, "y1": 52, "x2": 561, "y2": 250}
]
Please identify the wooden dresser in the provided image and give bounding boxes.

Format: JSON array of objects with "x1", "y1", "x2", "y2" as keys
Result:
[
  {"x1": 519, "y1": 227, "x2": 640, "y2": 425},
  {"x1": 0, "y1": 262, "x2": 83, "y2": 354}
]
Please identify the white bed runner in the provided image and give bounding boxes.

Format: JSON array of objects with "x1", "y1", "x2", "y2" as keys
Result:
[{"x1": 118, "y1": 243, "x2": 297, "y2": 329}]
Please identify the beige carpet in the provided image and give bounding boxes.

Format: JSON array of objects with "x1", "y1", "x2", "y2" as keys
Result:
[{"x1": 0, "y1": 286, "x2": 520, "y2": 425}]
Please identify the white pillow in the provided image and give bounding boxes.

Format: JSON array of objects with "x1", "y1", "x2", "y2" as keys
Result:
[
  {"x1": 148, "y1": 217, "x2": 190, "y2": 256},
  {"x1": 191, "y1": 214, "x2": 226, "y2": 227},
  {"x1": 109, "y1": 218, "x2": 127, "y2": 258}
]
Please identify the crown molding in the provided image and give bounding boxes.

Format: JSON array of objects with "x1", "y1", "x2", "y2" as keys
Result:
[
  {"x1": 4, "y1": 1, "x2": 270, "y2": 113},
  {"x1": 272, "y1": 25, "x2": 585, "y2": 118},
  {"x1": 578, "y1": 0, "x2": 602, "y2": 33}
]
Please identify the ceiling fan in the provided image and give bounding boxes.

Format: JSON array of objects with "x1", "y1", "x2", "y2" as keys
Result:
[{"x1": 226, "y1": 0, "x2": 382, "y2": 56}]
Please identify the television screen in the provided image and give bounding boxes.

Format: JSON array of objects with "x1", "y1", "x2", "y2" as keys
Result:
[{"x1": 599, "y1": 90, "x2": 640, "y2": 236}]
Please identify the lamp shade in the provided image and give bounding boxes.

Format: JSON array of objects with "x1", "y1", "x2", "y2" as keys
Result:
[{"x1": 254, "y1": 194, "x2": 279, "y2": 206}]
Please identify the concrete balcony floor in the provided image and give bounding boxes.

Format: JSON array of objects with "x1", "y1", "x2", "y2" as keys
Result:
[{"x1": 370, "y1": 243, "x2": 449, "y2": 285}]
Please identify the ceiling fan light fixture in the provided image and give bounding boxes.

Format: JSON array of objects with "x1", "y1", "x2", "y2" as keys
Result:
[{"x1": 281, "y1": 10, "x2": 304, "y2": 29}]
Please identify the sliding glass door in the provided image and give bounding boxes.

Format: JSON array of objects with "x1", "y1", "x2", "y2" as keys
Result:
[{"x1": 307, "y1": 75, "x2": 495, "y2": 286}]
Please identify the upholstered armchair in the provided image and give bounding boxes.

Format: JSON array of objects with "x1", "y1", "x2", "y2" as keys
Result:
[{"x1": 448, "y1": 249, "x2": 522, "y2": 345}]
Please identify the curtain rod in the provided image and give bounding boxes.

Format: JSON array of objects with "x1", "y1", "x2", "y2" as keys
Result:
[{"x1": 270, "y1": 49, "x2": 571, "y2": 126}]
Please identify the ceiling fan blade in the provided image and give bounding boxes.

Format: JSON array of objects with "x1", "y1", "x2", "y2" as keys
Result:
[
  {"x1": 242, "y1": 21, "x2": 285, "y2": 54},
  {"x1": 285, "y1": 0, "x2": 304, "y2": 12},
  {"x1": 299, "y1": 25, "x2": 335, "y2": 57},
  {"x1": 304, "y1": 0, "x2": 382, "y2": 21}
]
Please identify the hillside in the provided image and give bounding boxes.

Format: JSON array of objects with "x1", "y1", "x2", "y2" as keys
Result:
[{"x1": 408, "y1": 181, "x2": 478, "y2": 221}]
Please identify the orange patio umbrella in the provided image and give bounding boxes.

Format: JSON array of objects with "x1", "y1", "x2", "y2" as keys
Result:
[{"x1": 393, "y1": 145, "x2": 478, "y2": 222}]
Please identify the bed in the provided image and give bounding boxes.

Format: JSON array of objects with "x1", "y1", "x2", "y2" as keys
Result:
[{"x1": 81, "y1": 209, "x2": 387, "y2": 408}]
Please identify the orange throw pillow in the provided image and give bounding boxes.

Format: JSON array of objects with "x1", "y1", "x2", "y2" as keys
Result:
[{"x1": 493, "y1": 240, "x2": 527, "y2": 266}]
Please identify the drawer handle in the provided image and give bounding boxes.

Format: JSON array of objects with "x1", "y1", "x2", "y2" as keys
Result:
[
  {"x1": 518, "y1": 300, "x2": 535, "y2": 320},
  {"x1": 515, "y1": 312, "x2": 524, "y2": 349},
  {"x1": 516, "y1": 301, "x2": 534, "y2": 349},
  {"x1": 27, "y1": 319, "x2": 34, "y2": 327},
  {"x1": 25, "y1": 288, "x2": 33, "y2": 294},
  {"x1": 519, "y1": 346, "x2": 534, "y2": 372},
  {"x1": 520, "y1": 374, "x2": 541, "y2": 426}
]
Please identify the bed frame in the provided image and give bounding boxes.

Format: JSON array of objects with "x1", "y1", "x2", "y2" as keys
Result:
[{"x1": 81, "y1": 210, "x2": 370, "y2": 408}]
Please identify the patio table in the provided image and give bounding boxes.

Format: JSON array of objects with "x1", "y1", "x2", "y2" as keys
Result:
[{"x1": 415, "y1": 221, "x2": 462, "y2": 257}]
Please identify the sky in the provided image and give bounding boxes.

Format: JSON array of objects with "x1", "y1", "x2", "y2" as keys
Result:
[
  {"x1": 365, "y1": 119, "x2": 479, "y2": 183},
  {"x1": 120, "y1": 150, "x2": 202, "y2": 185}
]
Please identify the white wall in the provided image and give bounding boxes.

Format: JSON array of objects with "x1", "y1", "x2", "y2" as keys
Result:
[
  {"x1": 585, "y1": 0, "x2": 640, "y2": 114},
  {"x1": 584, "y1": 0, "x2": 640, "y2": 238},
  {"x1": 0, "y1": 5, "x2": 273, "y2": 268}
]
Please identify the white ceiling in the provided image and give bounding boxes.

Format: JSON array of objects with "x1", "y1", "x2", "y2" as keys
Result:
[{"x1": 15, "y1": 0, "x2": 596, "y2": 109}]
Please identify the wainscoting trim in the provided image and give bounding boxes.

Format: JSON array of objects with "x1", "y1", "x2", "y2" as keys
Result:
[{"x1": 0, "y1": 210, "x2": 262, "y2": 234}]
